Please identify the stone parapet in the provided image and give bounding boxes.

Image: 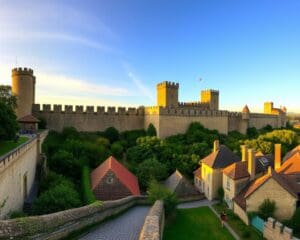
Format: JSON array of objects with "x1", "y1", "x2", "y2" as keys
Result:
[
  {"x1": 139, "y1": 200, "x2": 165, "y2": 240},
  {"x1": 0, "y1": 195, "x2": 148, "y2": 240},
  {"x1": 263, "y1": 217, "x2": 296, "y2": 240},
  {"x1": 32, "y1": 104, "x2": 144, "y2": 116}
]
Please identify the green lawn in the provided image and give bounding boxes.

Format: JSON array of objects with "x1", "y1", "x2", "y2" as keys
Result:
[
  {"x1": 213, "y1": 203, "x2": 262, "y2": 240},
  {"x1": 163, "y1": 207, "x2": 234, "y2": 240},
  {"x1": 0, "y1": 137, "x2": 29, "y2": 157}
]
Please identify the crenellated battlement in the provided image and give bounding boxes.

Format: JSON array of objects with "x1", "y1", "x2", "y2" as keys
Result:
[
  {"x1": 263, "y1": 217, "x2": 295, "y2": 240},
  {"x1": 178, "y1": 101, "x2": 210, "y2": 109},
  {"x1": 12, "y1": 67, "x2": 34, "y2": 76},
  {"x1": 156, "y1": 81, "x2": 179, "y2": 89},
  {"x1": 201, "y1": 89, "x2": 219, "y2": 94},
  {"x1": 144, "y1": 105, "x2": 229, "y2": 117},
  {"x1": 32, "y1": 104, "x2": 144, "y2": 115}
]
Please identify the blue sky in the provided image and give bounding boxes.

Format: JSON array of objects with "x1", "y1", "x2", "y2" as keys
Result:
[{"x1": 0, "y1": 0, "x2": 299, "y2": 112}]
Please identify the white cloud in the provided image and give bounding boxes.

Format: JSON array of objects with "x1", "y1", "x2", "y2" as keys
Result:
[
  {"x1": 36, "y1": 72, "x2": 132, "y2": 97},
  {"x1": 122, "y1": 63, "x2": 155, "y2": 101}
]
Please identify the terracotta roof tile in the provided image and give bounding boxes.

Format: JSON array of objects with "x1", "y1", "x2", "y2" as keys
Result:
[
  {"x1": 278, "y1": 151, "x2": 300, "y2": 174},
  {"x1": 223, "y1": 161, "x2": 250, "y2": 180},
  {"x1": 193, "y1": 167, "x2": 201, "y2": 179},
  {"x1": 18, "y1": 114, "x2": 40, "y2": 123},
  {"x1": 234, "y1": 168, "x2": 298, "y2": 210},
  {"x1": 91, "y1": 156, "x2": 140, "y2": 196}
]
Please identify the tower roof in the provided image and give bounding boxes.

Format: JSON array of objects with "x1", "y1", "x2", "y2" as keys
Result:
[{"x1": 242, "y1": 105, "x2": 250, "y2": 113}]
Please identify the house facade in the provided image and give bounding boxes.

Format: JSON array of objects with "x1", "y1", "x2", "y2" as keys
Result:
[
  {"x1": 194, "y1": 140, "x2": 240, "y2": 200},
  {"x1": 224, "y1": 144, "x2": 300, "y2": 224}
]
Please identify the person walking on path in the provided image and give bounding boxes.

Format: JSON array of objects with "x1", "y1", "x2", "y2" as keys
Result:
[{"x1": 220, "y1": 211, "x2": 227, "y2": 228}]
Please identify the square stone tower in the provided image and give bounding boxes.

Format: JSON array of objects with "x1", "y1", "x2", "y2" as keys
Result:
[
  {"x1": 201, "y1": 89, "x2": 219, "y2": 110},
  {"x1": 156, "y1": 81, "x2": 179, "y2": 107},
  {"x1": 264, "y1": 102, "x2": 274, "y2": 114}
]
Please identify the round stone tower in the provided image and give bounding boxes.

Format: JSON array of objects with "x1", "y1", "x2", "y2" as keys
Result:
[{"x1": 12, "y1": 67, "x2": 36, "y2": 119}]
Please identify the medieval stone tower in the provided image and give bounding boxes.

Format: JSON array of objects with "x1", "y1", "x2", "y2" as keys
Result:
[
  {"x1": 264, "y1": 102, "x2": 274, "y2": 114},
  {"x1": 12, "y1": 68, "x2": 36, "y2": 119},
  {"x1": 200, "y1": 89, "x2": 219, "y2": 110},
  {"x1": 156, "y1": 81, "x2": 179, "y2": 107}
]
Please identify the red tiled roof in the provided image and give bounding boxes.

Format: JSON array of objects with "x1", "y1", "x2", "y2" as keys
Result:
[
  {"x1": 223, "y1": 161, "x2": 250, "y2": 180},
  {"x1": 234, "y1": 168, "x2": 298, "y2": 210},
  {"x1": 18, "y1": 114, "x2": 40, "y2": 123},
  {"x1": 91, "y1": 156, "x2": 140, "y2": 195},
  {"x1": 278, "y1": 150, "x2": 300, "y2": 175}
]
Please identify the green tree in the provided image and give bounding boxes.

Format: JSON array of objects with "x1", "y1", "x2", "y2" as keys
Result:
[
  {"x1": 136, "y1": 158, "x2": 168, "y2": 189},
  {"x1": 111, "y1": 141, "x2": 124, "y2": 159},
  {"x1": 217, "y1": 187, "x2": 224, "y2": 203},
  {"x1": 81, "y1": 166, "x2": 96, "y2": 204},
  {"x1": 0, "y1": 102, "x2": 19, "y2": 140},
  {"x1": 147, "y1": 180, "x2": 178, "y2": 216},
  {"x1": 258, "y1": 199, "x2": 276, "y2": 220},
  {"x1": 247, "y1": 127, "x2": 258, "y2": 139},
  {"x1": 0, "y1": 85, "x2": 17, "y2": 109},
  {"x1": 147, "y1": 123, "x2": 157, "y2": 136},
  {"x1": 32, "y1": 181, "x2": 81, "y2": 215},
  {"x1": 104, "y1": 127, "x2": 120, "y2": 143},
  {"x1": 286, "y1": 208, "x2": 300, "y2": 236}
]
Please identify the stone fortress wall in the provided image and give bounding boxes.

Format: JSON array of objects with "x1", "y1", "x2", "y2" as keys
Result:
[
  {"x1": 12, "y1": 68, "x2": 287, "y2": 138},
  {"x1": 0, "y1": 130, "x2": 48, "y2": 219}
]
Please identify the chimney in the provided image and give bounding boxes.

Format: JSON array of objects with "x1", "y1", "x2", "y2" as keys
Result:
[
  {"x1": 274, "y1": 144, "x2": 281, "y2": 170},
  {"x1": 248, "y1": 149, "x2": 256, "y2": 180},
  {"x1": 241, "y1": 145, "x2": 248, "y2": 162},
  {"x1": 213, "y1": 140, "x2": 219, "y2": 153}
]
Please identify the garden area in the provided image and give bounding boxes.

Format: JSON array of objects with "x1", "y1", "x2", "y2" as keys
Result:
[
  {"x1": 0, "y1": 136, "x2": 29, "y2": 156},
  {"x1": 163, "y1": 207, "x2": 234, "y2": 240},
  {"x1": 212, "y1": 203, "x2": 262, "y2": 240}
]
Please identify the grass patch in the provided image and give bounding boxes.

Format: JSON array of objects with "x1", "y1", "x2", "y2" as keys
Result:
[
  {"x1": 213, "y1": 203, "x2": 262, "y2": 240},
  {"x1": 0, "y1": 137, "x2": 29, "y2": 156},
  {"x1": 163, "y1": 207, "x2": 234, "y2": 240}
]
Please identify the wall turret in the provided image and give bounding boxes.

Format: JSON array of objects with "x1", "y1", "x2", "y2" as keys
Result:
[
  {"x1": 242, "y1": 105, "x2": 250, "y2": 120},
  {"x1": 12, "y1": 67, "x2": 36, "y2": 119},
  {"x1": 200, "y1": 89, "x2": 219, "y2": 110},
  {"x1": 156, "y1": 81, "x2": 179, "y2": 107}
]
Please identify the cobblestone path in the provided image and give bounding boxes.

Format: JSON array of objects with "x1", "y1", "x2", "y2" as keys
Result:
[{"x1": 79, "y1": 206, "x2": 150, "y2": 240}]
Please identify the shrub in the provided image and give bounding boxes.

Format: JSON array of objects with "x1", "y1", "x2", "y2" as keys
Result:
[
  {"x1": 0, "y1": 101, "x2": 19, "y2": 140},
  {"x1": 9, "y1": 210, "x2": 27, "y2": 219},
  {"x1": 104, "y1": 127, "x2": 119, "y2": 143},
  {"x1": 81, "y1": 166, "x2": 96, "y2": 204},
  {"x1": 217, "y1": 187, "x2": 224, "y2": 202},
  {"x1": 32, "y1": 181, "x2": 82, "y2": 215},
  {"x1": 147, "y1": 180, "x2": 178, "y2": 216},
  {"x1": 38, "y1": 117, "x2": 47, "y2": 129},
  {"x1": 285, "y1": 208, "x2": 300, "y2": 235},
  {"x1": 111, "y1": 141, "x2": 124, "y2": 159},
  {"x1": 136, "y1": 158, "x2": 168, "y2": 189},
  {"x1": 258, "y1": 199, "x2": 276, "y2": 220},
  {"x1": 39, "y1": 171, "x2": 71, "y2": 192},
  {"x1": 146, "y1": 123, "x2": 157, "y2": 136},
  {"x1": 242, "y1": 230, "x2": 251, "y2": 238}
]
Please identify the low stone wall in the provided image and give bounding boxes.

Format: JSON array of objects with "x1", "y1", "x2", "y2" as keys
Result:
[
  {"x1": 0, "y1": 195, "x2": 147, "y2": 240},
  {"x1": 263, "y1": 217, "x2": 298, "y2": 240},
  {"x1": 139, "y1": 200, "x2": 165, "y2": 240},
  {"x1": 233, "y1": 202, "x2": 249, "y2": 225}
]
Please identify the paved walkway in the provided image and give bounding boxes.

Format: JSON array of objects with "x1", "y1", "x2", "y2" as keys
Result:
[
  {"x1": 177, "y1": 199, "x2": 219, "y2": 209},
  {"x1": 79, "y1": 206, "x2": 150, "y2": 240}
]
